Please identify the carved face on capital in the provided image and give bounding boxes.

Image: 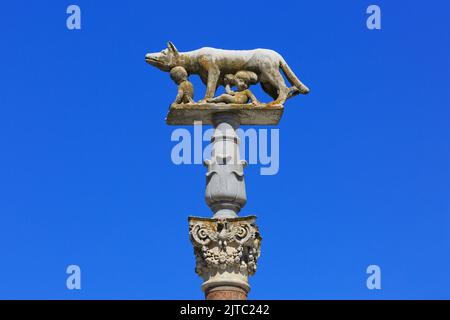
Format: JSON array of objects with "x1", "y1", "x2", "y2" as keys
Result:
[{"x1": 145, "y1": 42, "x2": 179, "y2": 72}]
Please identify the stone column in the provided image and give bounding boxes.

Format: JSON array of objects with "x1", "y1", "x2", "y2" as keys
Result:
[
  {"x1": 189, "y1": 112, "x2": 262, "y2": 300},
  {"x1": 205, "y1": 112, "x2": 247, "y2": 218}
]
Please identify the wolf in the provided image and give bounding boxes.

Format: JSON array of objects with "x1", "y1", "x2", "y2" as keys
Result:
[{"x1": 145, "y1": 42, "x2": 309, "y2": 105}]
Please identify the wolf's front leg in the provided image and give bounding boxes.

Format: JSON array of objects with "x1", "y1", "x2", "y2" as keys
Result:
[{"x1": 201, "y1": 68, "x2": 220, "y2": 102}]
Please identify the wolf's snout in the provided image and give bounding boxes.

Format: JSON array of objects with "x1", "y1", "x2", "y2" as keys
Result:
[{"x1": 145, "y1": 53, "x2": 157, "y2": 61}]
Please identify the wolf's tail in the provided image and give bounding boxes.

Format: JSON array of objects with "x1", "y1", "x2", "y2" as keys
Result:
[{"x1": 280, "y1": 58, "x2": 310, "y2": 94}]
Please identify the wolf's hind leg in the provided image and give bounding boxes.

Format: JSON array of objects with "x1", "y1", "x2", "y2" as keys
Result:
[
  {"x1": 268, "y1": 85, "x2": 289, "y2": 106},
  {"x1": 287, "y1": 86, "x2": 301, "y2": 99},
  {"x1": 269, "y1": 88, "x2": 289, "y2": 105},
  {"x1": 261, "y1": 69, "x2": 289, "y2": 105},
  {"x1": 260, "y1": 81, "x2": 278, "y2": 101}
]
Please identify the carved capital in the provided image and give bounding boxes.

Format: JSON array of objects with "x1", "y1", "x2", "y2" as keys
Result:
[{"x1": 188, "y1": 216, "x2": 262, "y2": 294}]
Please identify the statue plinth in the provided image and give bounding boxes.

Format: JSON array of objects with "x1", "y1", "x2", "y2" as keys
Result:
[{"x1": 166, "y1": 103, "x2": 284, "y2": 126}]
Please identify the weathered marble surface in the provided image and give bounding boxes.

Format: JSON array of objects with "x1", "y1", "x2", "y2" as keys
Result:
[
  {"x1": 166, "y1": 103, "x2": 284, "y2": 125},
  {"x1": 145, "y1": 42, "x2": 309, "y2": 104},
  {"x1": 204, "y1": 112, "x2": 247, "y2": 218},
  {"x1": 188, "y1": 216, "x2": 261, "y2": 296}
]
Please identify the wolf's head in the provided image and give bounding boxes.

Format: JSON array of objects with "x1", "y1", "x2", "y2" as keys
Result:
[{"x1": 145, "y1": 42, "x2": 180, "y2": 72}]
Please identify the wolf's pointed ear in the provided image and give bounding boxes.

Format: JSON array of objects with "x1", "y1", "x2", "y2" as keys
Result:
[{"x1": 167, "y1": 41, "x2": 179, "y2": 55}]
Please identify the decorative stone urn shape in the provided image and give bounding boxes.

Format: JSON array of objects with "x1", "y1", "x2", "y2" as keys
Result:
[{"x1": 204, "y1": 113, "x2": 247, "y2": 218}]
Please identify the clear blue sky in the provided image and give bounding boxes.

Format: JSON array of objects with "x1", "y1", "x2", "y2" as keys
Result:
[{"x1": 0, "y1": 0, "x2": 449, "y2": 299}]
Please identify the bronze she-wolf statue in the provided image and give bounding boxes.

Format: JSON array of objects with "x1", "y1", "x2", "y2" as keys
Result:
[{"x1": 145, "y1": 42, "x2": 309, "y2": 105}]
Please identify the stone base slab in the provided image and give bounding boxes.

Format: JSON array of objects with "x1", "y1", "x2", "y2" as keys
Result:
[{"x1": 166, "y1": 103, "x2": 284, "y2": 125}]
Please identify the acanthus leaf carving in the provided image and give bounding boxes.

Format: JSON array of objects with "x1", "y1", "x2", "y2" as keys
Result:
[{"x1": 188, "y1": 216, "x2": 261, "y2": 280}]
